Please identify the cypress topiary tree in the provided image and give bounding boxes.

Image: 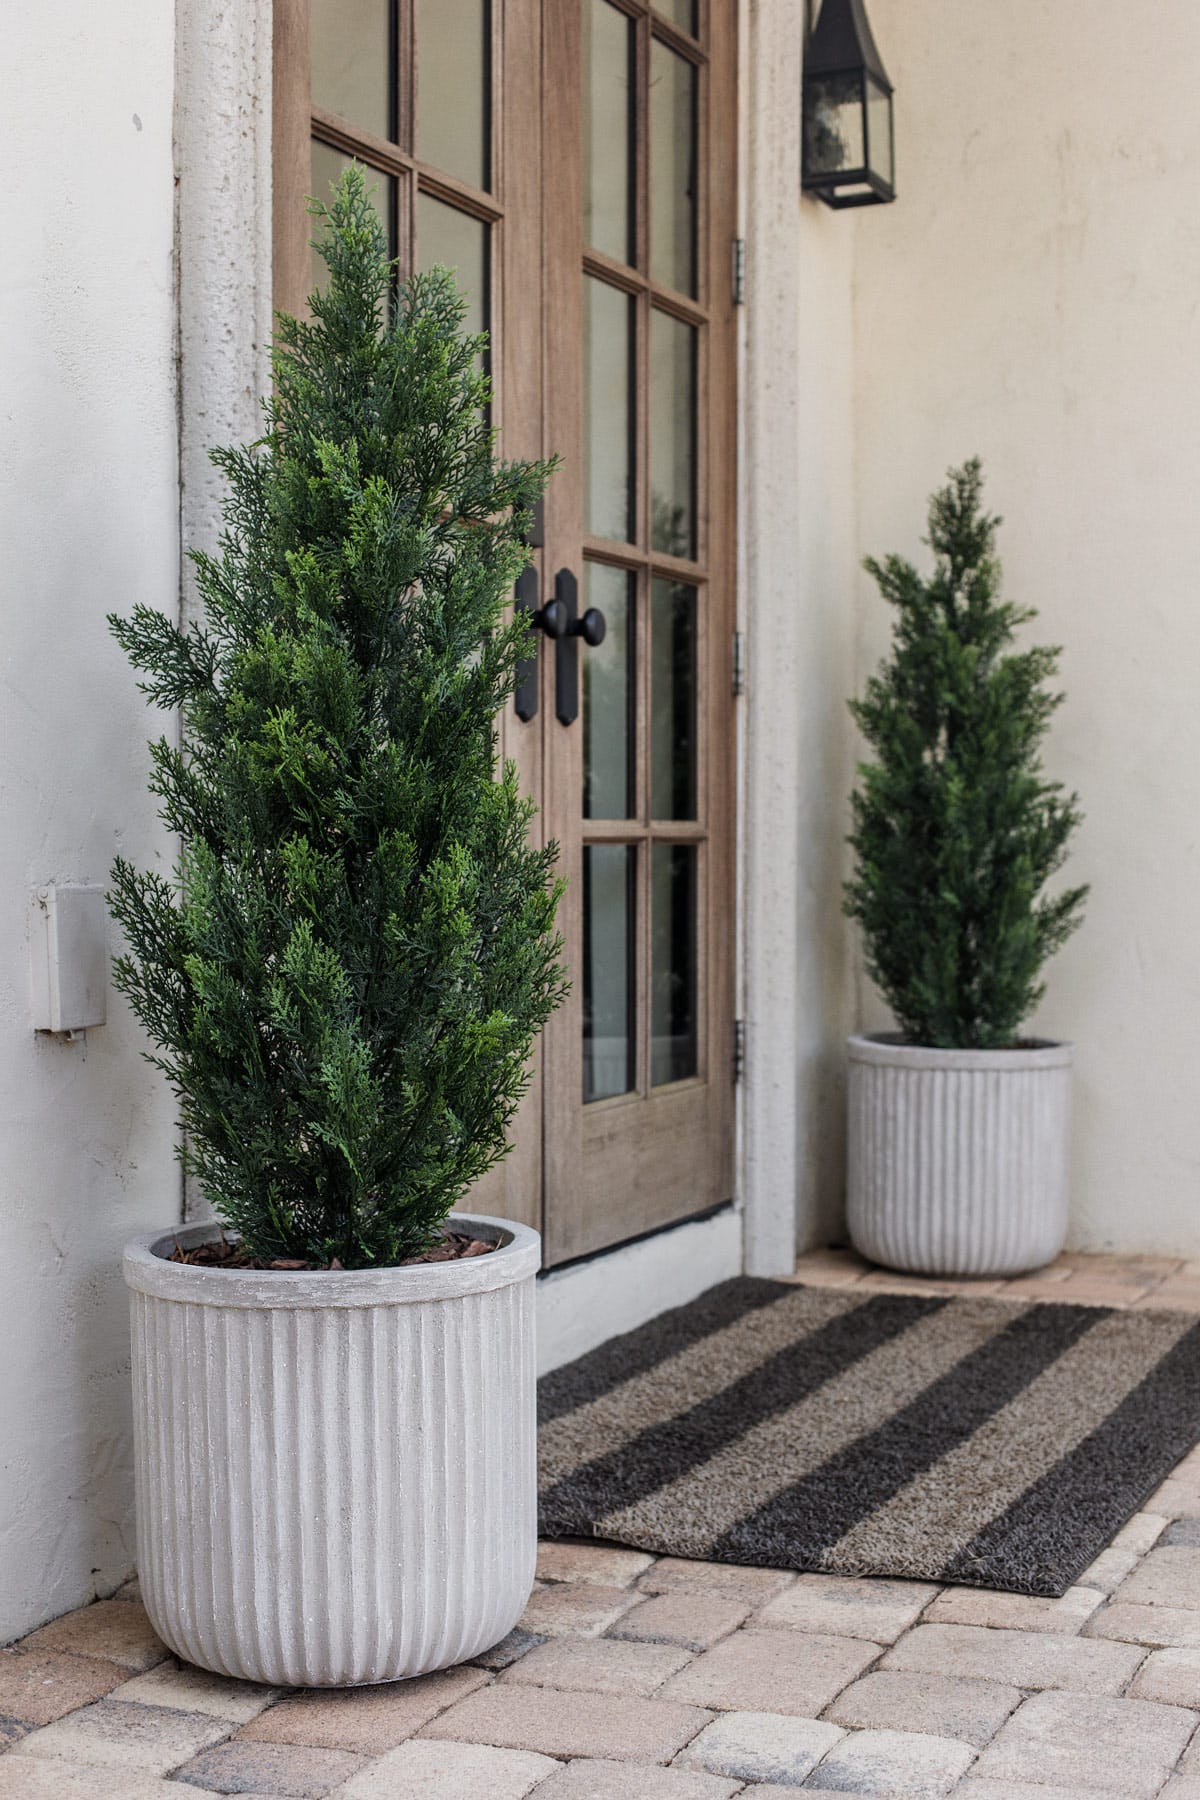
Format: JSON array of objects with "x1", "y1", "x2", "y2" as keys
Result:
[
  {"x1": 108, "y1": 168, "x2": 566, "y2": 1269},
  {"x1": 845, "y1": 459, "x2": 1087, "y2": 1050}
]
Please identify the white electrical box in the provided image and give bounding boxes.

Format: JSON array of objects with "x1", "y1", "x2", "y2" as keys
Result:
[{"x1": 30, "y1": 884, "x2": 109, "y2": 1034}]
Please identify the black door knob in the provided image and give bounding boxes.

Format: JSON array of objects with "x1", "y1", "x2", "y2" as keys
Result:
[
  {"x1": 532, "y1": 598, "x2": 568, "y2": 639},
  {"x1": 570, "y1": 607, "x2": 607, "y2": 648}
]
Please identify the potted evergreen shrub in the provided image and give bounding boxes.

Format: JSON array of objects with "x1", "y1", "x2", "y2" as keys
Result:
[
  {"x1": 844, "y1": 461, "x2": 1087, "y2": 1277},
  {"x1": 111, "y1": 171, "x2": 565, "y2": 1686}
]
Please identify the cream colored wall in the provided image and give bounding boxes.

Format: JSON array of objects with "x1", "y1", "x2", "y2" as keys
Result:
[
  {"x1": 740, "y1": 0, "x2": 860, "y2": 1271},
  {"x1": 0, "y1": 4, "x2": 180, "y2": 1639},
  {"x1": 852, "y1": 0, "x2": 1200, "y2": 1253}
]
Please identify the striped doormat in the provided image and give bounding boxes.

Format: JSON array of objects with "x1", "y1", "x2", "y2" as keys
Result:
[{"x1": 537, "y1": 1278, "x2": 1200, "y2": 1596}]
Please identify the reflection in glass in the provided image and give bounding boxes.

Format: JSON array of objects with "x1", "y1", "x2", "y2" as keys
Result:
[
  {"x1": 650, "y1": 40, "x2": 697, "y2": 296},
  {"x1": 584, "y1": 0, "x2": 634, "y2": 264},
  {"x1": 583, "y1": 845, "x2": 637, "y2": 1102},
  {"x1": 416, "y1": 0, "x2": 490, "y2": 189},
  {"x1": 650, "y1": 310, "x2": 696, "y2": 557},
  {"x1": 416, "y1": 194, "x2": 489, "y2": 339},
  {"x1": 651, "y1": 580, "x2": 696, "y2": 819},
  {"x1": 311, "y1": 0, "x2": 392, "y2": 139},
  {"x1": 584, "y1": 278, "x2": 635, "y2": 543},
  {"x1": 311, "y1": 144, "x2": 396, "y2": 293},
  {"x1": 655, "y1": 0, "x2": 698, "y2": 35},
  {"x1": 804, "y1": 73, "x2": 865, "y2": 180},
  {"x1": 584, "y1": 567, "x2": 636, "y2": 820},
  {"x1": 652, "y1": 843, "x2": 697, "y2": 1086}
]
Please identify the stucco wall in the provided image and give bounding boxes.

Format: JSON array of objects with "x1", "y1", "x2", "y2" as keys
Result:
[
  {"x1": 852, "y1": 0, "x2": 1200, "y2": 1252},
  {"x1": 741, "y1": 0, "x2": 859, "y2": 1270},
  {"x1": 0, "y1": 6, "x2": 180, "y2": 1638}
]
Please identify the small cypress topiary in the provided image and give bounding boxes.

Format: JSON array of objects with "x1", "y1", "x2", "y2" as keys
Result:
[
  {"x1": 845, "y1": 459, "x2": 1087, "y2": 1050},
  {"x1": 108, "y1": 168, "x2": 566, "y2": 1268}
]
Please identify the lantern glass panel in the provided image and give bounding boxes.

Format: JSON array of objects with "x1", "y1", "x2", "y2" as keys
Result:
[
  {"x1": 804, "y1": 72, "x2": 864, "y2": 180},
  {"x1": 865, "y1": 73, "x2": 893, "y2": 189}
]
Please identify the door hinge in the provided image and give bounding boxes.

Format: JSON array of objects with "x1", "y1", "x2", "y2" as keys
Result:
[
  {"x1": 731, "y1": 237, "x2": 746, "y2": 306},
  {"x1": 732, "y1": 629, "x2": 745, "y2": 697},
  {"x1": 733, "y1": 1018, "x2": 746, "y2": 1084}
]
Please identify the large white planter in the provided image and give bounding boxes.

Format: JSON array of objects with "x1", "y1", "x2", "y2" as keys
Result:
[
  {"x1": 124, "y1": 1213, "x2": 539, "y2": 1687},
  {"x1": 847, "y1": 1035, "x2": 1074, "y2": 1277}
]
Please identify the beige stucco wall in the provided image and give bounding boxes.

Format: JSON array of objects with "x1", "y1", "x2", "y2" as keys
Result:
[
  {"x1": 851, "y1": 0, "x2": 1200, "y2": 1253},
  {"x1": 0, "y1": 5, "x2": 180, "y2": 1638}
]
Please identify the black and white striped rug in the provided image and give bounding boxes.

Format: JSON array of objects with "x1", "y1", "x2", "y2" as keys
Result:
[{"x1": 537, "y1": 1278, "x2": 1200, "y2": 1596}]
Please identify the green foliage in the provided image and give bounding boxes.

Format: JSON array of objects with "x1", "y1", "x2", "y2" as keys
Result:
[
  {"x1": 109, "y1": 168, "x2": 566, "y2": 1267},
  {"x1": 844, "y1": 459, "x2": 1087, "y2": 1049}
]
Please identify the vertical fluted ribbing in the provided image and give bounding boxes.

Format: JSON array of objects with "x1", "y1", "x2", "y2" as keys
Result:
[
  {"x1": 848, "y1": 1043, "x2": 1073, "y2": 1278},
  {"x1": 129, "y1": 1257, "x2": 536, "y2": 1686}
]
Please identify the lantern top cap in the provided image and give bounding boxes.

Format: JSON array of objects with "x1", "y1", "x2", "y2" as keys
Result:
[{"x1": 806, "y1": 0, "x2": 893, "y2": 92}]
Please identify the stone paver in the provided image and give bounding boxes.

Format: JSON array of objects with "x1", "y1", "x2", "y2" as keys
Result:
[
  {"x1": 0, "y1": 1720, "x2": 25, "y2": 1751},
  {"x1": 1112, "y1": 1544, "x2": 1200, "y2": 1608},
  {"x1": 421, "y1": 1682, "x2": 712, "y2": 1764},
  {"x1": 499, "y1": 1634, "x2": 692, "y2": 1695},
  {"x1": 172, "y1": 1737, "x2": 365, "y2": 1794},
  {"x1": 1087, "y1": 1602, "x2": 1200, "y2": 1647},
  {"x1": 112, "y1": 1659, "x2": 280, "y2": 1722},
  {"x1": 15, "y1": 1697, "x2": 230, "y2": 1776},
  {"x1": 804, "y1": 1726, "x2": 975, "y2": 1795},
  {"x1": 20, "y1": 1600, "x2": 168, "y2": 1672},
  {"x1": 674, "y1": 1710, "x2": 844, "y2": 1785},
  {"x1": 519, "y1": 1581, "x2": 642, "y2": 1638},
  {"x1": 1163, "y1": 1519, "x2": 1200, "y2": 1547},
  {"x1": 754, "y1": 1575, "x2": 937, "y2": 1644},
  {"x1": 958, "y1": 1781, "x2": 1161, "y2": 1800},
  {"x1": 532, "y1": 1757, "x2": 743, "y2": 1798},
  {"x1": 881, "y1": 1621, "x2": 1144, "y2": 1693},
  {"x1": 637, "y1": 1557, "x2": 795, "y2": 1604},
  {"x1": 1160, "y1": 1781, "x2": 1200, "y2": 1800},
  {"x1": 471, "y1": 1628, "x2": 546, "y2": 1670},
  {"x1": 335, "y1": 1737, "x2": 560, "y2": 1797},
  {"x1": 825, "y1": 1669, "x2": 1020, "y2": 1747},
  {"x1": 536, "y1": 1542, "x2": 654, "y2": 1587},
  {"x1": 237, "y1": 1664, "x2": 489, "y2": 1752},
  {"x1": 1129, "y1": 1645, "x2": 1200, "y2": 1706},
  {"x1": 609, "y1": 1590, "x2": 751, "y2": 1652},
  {"x1": 660, "y1": 1628, "x2": 879, "y2": 1715},
  {"x1": 0, "y1": 1645, "x2": 128, "y2": 1727},
  {"x1": 1077, "y1": 1546, "x2": 1142, "y2": 1593},
  {"x1": 0, "y1": 1761, "x2": 183, "y2": 1799},
  {"x1": 969, "y1": 1690, "x2": 1198, "y2": 1796},
  {"x1": 923, "y1": 1582, "x2": 1102, "y2": 1634}
]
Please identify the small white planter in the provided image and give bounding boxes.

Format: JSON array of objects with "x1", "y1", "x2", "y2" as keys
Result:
[
  {"x1": 847, "y1": 1034, "x2": 1074, "y2": 1278},
  {"x1": 124, "y1": 1213, "x2": 539, "y2": 1687}
]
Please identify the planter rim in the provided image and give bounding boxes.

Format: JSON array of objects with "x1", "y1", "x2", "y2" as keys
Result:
[
  {"x1": 124, "y1": 1212, "x2": 540, "y2": 1308},
  {"x1": 848, "y1": 1032, "x2": 1074, "y2": 1073}
]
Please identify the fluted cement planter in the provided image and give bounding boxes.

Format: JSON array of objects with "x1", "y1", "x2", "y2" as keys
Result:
[
  {"x1": 847, "y1": 1034, "x2": 1074, "y2": 1277},
  {"x1": 124, "y1": 1213, "x2": 539, "y2": 1687}
]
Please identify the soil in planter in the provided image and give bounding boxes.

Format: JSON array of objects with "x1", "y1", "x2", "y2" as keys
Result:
[{"x1": 168, "y1": 1231, "x2": 498, "y2": 1272}]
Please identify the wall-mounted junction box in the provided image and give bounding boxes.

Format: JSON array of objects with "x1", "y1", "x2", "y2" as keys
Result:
[{"x1": 30, "y1": 884, "x2": 109, "y2": 1034}]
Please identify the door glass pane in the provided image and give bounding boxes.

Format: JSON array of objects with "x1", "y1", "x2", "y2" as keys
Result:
[
  {"x1": 584, "y1": 0, "x2": 635, "y2": 265},
  {"x1": 652, "y1": 843, "x2": 697, "y2": 1085},
  {"x1": 656, "y1": 0, "x2": 698, "y2": 34},
  {"x1": 584, "y1": 277, "x2": 635, "y2": 543},
  {"x1": 416, "y1": 194, "x2": 488, "y2": 339},
  {"x1": 650, "y1": 40, "x2": 697, "y2": 296},
  {"x1": 311, "y1": 145, "x2": 397, "y2": 292},
  {"x1": 650, "y1": 310, "x2": 696, "y2": 557},
  {"x1": 651, "y1": 579, "x2": 696, "y2": 819},
  {"x1": 416, "y1": 0, "x2": 490, "y2": 189},
  {"x1": 583, "y1": 845, "x2": 637, "y2": 1102},
  {"x1": 311, "y1": 0, "x2": 392, "y2": 139},
  {"x1": 584, "y1": 566, "x2": 636, "y2": 820}
]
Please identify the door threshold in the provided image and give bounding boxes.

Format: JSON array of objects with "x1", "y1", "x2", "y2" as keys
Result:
[
  {"x1": 538, "y1": 1200, "x2": 736, "y2": 1281},
  {"x1": 536, "y1": 1203, "x2": 743, "y2": 1375}
]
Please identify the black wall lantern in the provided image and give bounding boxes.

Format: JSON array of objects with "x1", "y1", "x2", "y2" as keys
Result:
[{"x1": 802, "y1": 0, "x2": 895, "y2": 208}]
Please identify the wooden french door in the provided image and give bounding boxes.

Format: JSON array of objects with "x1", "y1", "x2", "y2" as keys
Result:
[{"x1": 274, "y1": 0, "x2": 737, "y2": 1269}]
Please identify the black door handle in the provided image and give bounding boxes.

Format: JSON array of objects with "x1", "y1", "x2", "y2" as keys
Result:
[{"x1": 513, "y1": 569, "x2": 605, "y2": 726}]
